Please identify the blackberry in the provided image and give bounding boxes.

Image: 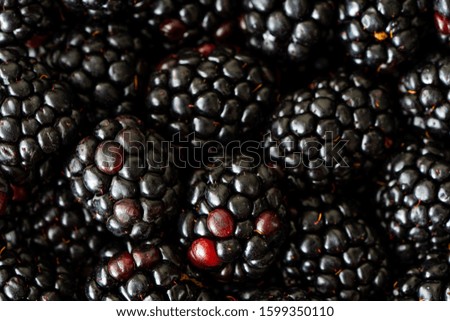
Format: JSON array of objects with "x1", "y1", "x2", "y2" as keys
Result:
[
  {"x1": 0, "y1": 46, "x2": 81, "y2": 186},
  {"x1": 399, "y1": 52, "x2": 450, "y2": 138},
  {"x1": 264, "y1": 69, "x2": 396, "y2": 191},
  {"x1": 60, "y1": 0, "x2": 238, "y2": 49},
  {"x1": 338, "y1": 0, "x2": 432, "y2": 71},
  {"x1": 20, "y1": 178, "x2": 112, "y2": 265},
  {"x1": 178, "y1": 156, "x2": 287, "y2": 283},
  {"x1": 146, "y1": 45, "x2": 275, "y2": 147},
  {"x1": 376, "y1": 137, "x2": 450, "y2": 263},
  {"x1": 434, "y1": 0, "x2": 450, "y2": 44},
  {"x1": 0, "y1": 246, "x2": 75, "y2": 300},
  {"x1": 33, "y1": 22, "x2": 147, "y2": 125},
  {"x1": 64, "y1": 115, "x2": 181, "y2": 241},
  {"x1": 239, "y1": 0, "x2": 336, "y2": 62},
  {"x1": 0, "y1": 0, "x2": 56, "y2": 46},
  {"x1": 282, "y1": 193, "x2": 390, "y2": 300},
  {"x1": 85, "y1": 240, "x2": 213, "y2": 300},
  {"x1": 393, "y1": 252, "x2": 450, "y2": 300}
]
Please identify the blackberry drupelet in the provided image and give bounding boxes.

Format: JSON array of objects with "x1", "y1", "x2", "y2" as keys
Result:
[
  {"x1": 0, "y1": 0, "x2": 56, "y2": 46},
  {"x1": 239, "y1": 0, "x2": 336, "y2": 63},
  {"x1": 338, "y1": 0, "x2": 432, "y2": 71},
  {"x1": 64, "y1": 115, "x2": 181, "y2": 241},
  {"x1": 0, "y1": 246, "x2": 75, "y2": 300},
  {"x1": 434, "y1": 0, "x2": 450, "y2": 44},
  {"x1": 399, "y1": 52, "x2": 450, "y2": 138},
  {"x1": 85, "y1": 240, "x2": 213, "y2": 300},
  {"x1": 282, "y1": 193, "x2": 390, "y2": 300},
  {"x1": 34, "y1": 22, "x2": 147, "y2": 125},
  {"x1": 376, "y1": 137, "x2": 450, "y2": 263},
  {"x1": 264, "y1": 69, "x2": 396, "y2": 191},
  {"x1": 393, "y1": 252, "x2": 450, "y2": 300},
  {"x1": 146, "y1": 44, "x2": 275, "y2": 147},
  {"x1": 0, "y1": 46, "x2": 81, "y2": 186},
  {"x1": 60, "y1": 0, "x2": 237, "y2": 49},
  {"x1": 178, "y1": 156, "x2": 287, "y2": 283}
]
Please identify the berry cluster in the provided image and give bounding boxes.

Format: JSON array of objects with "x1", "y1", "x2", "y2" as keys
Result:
[{"x1": 0, "y1": 0, "x2": 449, "y2": 301}]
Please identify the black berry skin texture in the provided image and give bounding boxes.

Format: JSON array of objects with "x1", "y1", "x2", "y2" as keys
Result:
[
  {"x1": 0, "y1": 0, "x2": 56, "y2": 46},
  {"x1": 282, "y1": 193, "x2": 390, "y2": 300},
  {"x1": 34, "y1": 22, "x2": 147, "y2": 125},
  {"x1": 399, "y1": 53, "x2": 450, "y2": 139},
  {"x1": 0, "y1": 246, "x2": 75, "y2": 301},
  {"x1": 393, "y1": 252, "x2": 450, "y2": 301},
  {"x1": 240, "y1": 0, "x2": 336, "y2": 63},
  {"x1": 64, "y1": 115, "x2": 181, "y2": 241},
  {"x1": 85, "y1": 241, "x2": 213, "y2": 301},
  {"x1": 146, "y1": 45, "x2": 275, "y2": 147},
  {"x1": 264, "y1": 69, "x2": 396, "y2": 191},
  {"x1": 0, "y1": 172, "x2": 11, "y2": 216},
  {"x1": 338, "y1": 0, "x2": 432, "y2": 71},
  {"x1": 0, "y1": 46, "x2": 81, "y2": 186},
  {"x1": 376, "y1": 138, "x2": 450, "y2": 264},
  {"x1": 178, "y1": 156, "x2": 287, "y2": 283}
]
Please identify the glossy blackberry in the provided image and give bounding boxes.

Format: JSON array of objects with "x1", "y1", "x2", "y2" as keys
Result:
[
  {"x1": 64, "y1": 115, "x2": 181, "y2": 241},
  {"x1": 61, "y1": 0, "x2": 237, "y2": 49},
  {"x1": 338, "y1": 0, "x2": 432, "y2": 71},
  {"x1": 0, "y1": 46, "x2": 81, "y2": 186},
  {"x1": 146, "y1": 45, "x2": 275, "y2": 147},
  {"x1": 282, "y1": 193, "x2": 390, "y2": 300},
  {"x1": 85, "y1": 241, "x2": 213, "y2": 300},
  {"x1": 34, "y1": 23, "x2": 147, "y2": 125},
  {"x1": 264, "y1": 69, "x2": 396, "y2": 191},
  {"x1": 393, "y1": 252, "x2": 450, "y2": 300},
  {"x1": 434, "y1": 0, "x2": 450, "y2": 44},
  {"x1": 376, "y1": 138, "x2": 450, "y2": 263},
  {"x1": 179, "y1": 156, "x2": 287, "y2": 283},
  {"x1": 21, "y1": 178, "x2": 112, "y2": 264},
  {"x1": 239, "y1": 0, "x2": 336, "y2": 62},
  {"x1": 399, "y1": 52, "x2": 450, "y2": 138},
  {"x1": 0, "y1": 246, "x2": 75, "y2": 300},
  {"x1": 0, "y1": 0, "x2": 56, "y2": 46}
]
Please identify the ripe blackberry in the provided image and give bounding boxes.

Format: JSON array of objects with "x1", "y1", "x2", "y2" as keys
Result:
[
  {"x1": 64, "y1": 115, "x2": 181, "y2": 241},
  {"x1": 399, "y1": 52, "x2": 450, "y2": 138},
  {"x1": 264, "y1": 69, "x2": 397, "y2": 191},
  {"x1": 179, "y1": 156, "x2": 287, "y2": 283},
  {"x1": 0, "y1": 0, "x2": 56, "y2": 46},
  {"x1": 85, "y1": 240, "x2": 213, "y2": 300},
  {"x1": 0, "y1": 46, "x2": 81, "y2": 186},
  {"x1": 34, "y1": 22, "x2": 147, "y2": 125},
  {"x1": 282, "y1": 193, "x2": 390, "y2": 300},
  {"x1": 60, "y1": 0, "x2": 238, "y2": 49},
  {"x1": 20, "y1": 178, "x2": 112, "y2": 265},
  {"x1": 434, "y1": 0, "x2": 450, "y2": 44},
  {"x1": 239, "y1": 0, "x2": 336, "y2": 63},
  {"x1": 0, "y1": 246, "x2": 75, "y2": 300},
  {"x1": 393, "y1": 252, "x2": 450, "y2": 300},
  {"x1": 146, "y1": 45, "x2": 275, "y2": 147},
  {"x1": 376, "y1": 137, "x2": 450, "y2": 263},
  {"x1": 338, "y1": 0, "x2": 432, "y2": 71}
]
